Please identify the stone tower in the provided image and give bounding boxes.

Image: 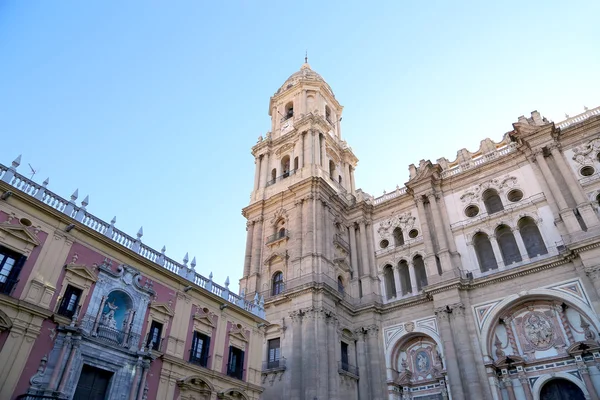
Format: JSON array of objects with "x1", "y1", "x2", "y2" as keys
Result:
[{"x1": 239, "y1": 61, "x2": 384, "y2": 400}]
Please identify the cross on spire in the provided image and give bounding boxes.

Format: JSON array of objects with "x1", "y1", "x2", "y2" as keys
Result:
[{"x1": 305, "y1": 50, "x2": 308, "y2": 64}]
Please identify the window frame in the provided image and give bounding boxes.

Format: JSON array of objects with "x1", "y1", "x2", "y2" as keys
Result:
[
  {"x1": 0, "y1": 245, "x2": 26, "y2": 295},
  {"x1": 189, "y1": 331, "x2": 211, "y2": 367},
  {"x1": 147, "y1": 320, "x2": 164, "y2": 351},
  {"x1": 267, "y1": 337, "x2": 281, "y2": 369},
  {"x1": 57, "y1": 284, "x2": 83, "y2": 319},
  {"x1": 226, "y1": 346, "x2": 245, "y2": 380}
]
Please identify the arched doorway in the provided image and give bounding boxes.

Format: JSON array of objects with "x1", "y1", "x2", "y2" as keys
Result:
[{"x1": 539, "y1": 378, "x2": 585, "y2": 400}]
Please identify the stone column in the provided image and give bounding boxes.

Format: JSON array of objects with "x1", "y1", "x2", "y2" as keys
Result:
[
  {"x1": 350, "y1": 167, "x2": 356, "y2": 193},
  {"x1": 365, "y1": 326, "x2": 384, "y2": 400},
  {"x1": 518, "y1": 372, "x2": 534, "y2": 400},
  {"x1": 345, "y1": 163, "x2": 351, "y2": 191},
  {"x1": 294, "y1": 199, "x2": 303, "y2": 262},
  {"x1": 434, "y1": 308, "x2": 466, "y2": 399},
  {"x1": 551, "y1": 146, "x2": 600, "y2": 227},
  {"x1": 408, "y1": 261, "x2": 418, "y2": 294},
  {"x1": 136, "y1": 361, "x2": 150, "y2": 400},
  {"x1": 502, "y1": 375, "x2": 517, "y2": 400},
  {"x1": 488, "y1": 235, "x2": 504, "y2": 270},
  {"x1": 302, "y1": 89, "x2": 307, "y2": 116},
  {"x1": 92, "y1": 296, "x2": 107, "y2": 335},
  {"x1": 448, "y1": 303, "x2": 484, "y2": 399},
  {"x1": 358, "y1": 220, "x2": 370, "y2": 278},
  {"x1": 427, "y1": 192, "x2": 453, "y2": 274},
  {"x1": 312, "y1": 131, "x2": 320, "y2": 166},
  {"x1": 253, "y1": 156, "x2": 261, "y2": 191},
  {"x1": 366, "y1": 223, "x2": 377, "y2": 277},
  {"x1": 320, "y1": 134, "x2": 326, "y2": 167},
  {"x1": 303, "y1": 196, "x2": 315, "y2": 259},
  {"x1": 251, "y1": 218, "x2": 264, "y2": 275},
  {"x1": 315, "y1": 199, "x2": 323, "y2": 258},
  {"x1": 535, "y1": 151, "x2": 581, "y2": 233},
  {"x1": 129, "y1": 359, "x2": 142, "y2": 400},
  {"x1": 290, "y1": 311, "x2": 303, "y2": 400},
  {"x1": 355, "y1": 331, "x2": 370, "y2": 400},
  {"x1": 263, "y1": 152, "x2": 270, "y2": 187},
  {"x1": 302, "y1": 309, "x2": 317, "y2": 399},
  {"x1": 49, "y1": 334, "x2": 72, "y2": 390},
  {"x1": 577, "y1": 361, "x2": 600, "y2": 400},
  {"x1": 243, "y1": 222, "x2": 254, "y2": 277},
  {"x1": 327, "y1": 315, "x2": 339, "y2": 400},
  {"x1": 316, "y1": 310, "x2": 329, "y2": 399},
  {"x1": 415, "y1": 197, "x2": 437, "y2": 275},
  {"x1": 392, "y1": 266, "x2": 402, "y2": 297},
  {"x1": 512, "y1": 228, "x2": 530, "y2": 263},
  {"x1": 300, "y1": 133, "x2": 305, "y2": 168},
  {"x1": 58, "y1": 337, "x2": 80, "y2": 393},
  {"x1": 349, "y1": 224, "x2": 359, "y2": 277}
]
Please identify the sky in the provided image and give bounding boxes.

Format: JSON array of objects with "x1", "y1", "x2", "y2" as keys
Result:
[{"x1": 1, "y1": 1, "x2": 599, "y2": 292}]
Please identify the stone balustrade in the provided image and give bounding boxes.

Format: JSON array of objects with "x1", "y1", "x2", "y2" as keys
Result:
[{"x1": 0, "y1": 157, "x2": 265, "y2": 318}]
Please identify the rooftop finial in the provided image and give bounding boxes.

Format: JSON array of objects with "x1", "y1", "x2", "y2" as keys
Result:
[{"x1": 305, "y1": 50, "x2": 308, "y2": 64}]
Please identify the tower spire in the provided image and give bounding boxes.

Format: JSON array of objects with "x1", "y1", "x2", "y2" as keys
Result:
[{"x1": 305, "y1": 50, "x2": 308, "y2": 64}]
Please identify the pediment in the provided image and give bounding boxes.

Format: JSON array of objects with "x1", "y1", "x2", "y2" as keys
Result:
[
  {"x1": 194, "y1": 307, "x2": 216, "y2": 327},
  {"x1": 0, "y1": 223, "x2": 41, "y2": 247},
  {"x1": 229, "y1": 323, "x2": 248, "y2": 342},
  {"x1": 150, "y1": 302, "x2": 174, "y2": 317},
  {"x1": 65, "y1": 264, "x2": 98, "y2": 283},
  {"x1": 263, "y1": 252, "x2": 287, "y2": 265}
]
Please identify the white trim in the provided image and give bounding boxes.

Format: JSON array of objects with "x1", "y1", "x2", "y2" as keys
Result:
[{"x1": 532, "y1": 372, "x2": 589, "y2": 400}]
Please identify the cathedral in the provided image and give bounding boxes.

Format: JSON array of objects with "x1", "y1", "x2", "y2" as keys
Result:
[
  {"x1": 239, "y1": 61, "x2": 600, "y2": 400},
  {"x1": 1, "y1": 61, "x2": 600, "y2": 400}
]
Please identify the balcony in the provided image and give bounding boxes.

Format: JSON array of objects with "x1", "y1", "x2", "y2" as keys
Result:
[
  {"x1": 79, "y1": 314, "x2": 141, "y2": 350},
  {"x1": 266, "y1": 229, "x2": 290, "y2": 245},
  {"x1": 262, "y1": 357, "x2": 286, "y2": 372},
  {"x1": 333, "y1": 234, "x2": 349, "y2": 251},
  {"x1": 338, "y1": 361, "x2": 359, "y2": 378},
  {"x1": 266, "y1": 169, "x2": 296, "y2": 187},
  {"x1": 16, "y1": 395, "x2": 60, "y2": 400}
]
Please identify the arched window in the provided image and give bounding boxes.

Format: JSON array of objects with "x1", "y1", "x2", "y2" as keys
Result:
[
  {"x1": 294, "y1": 156, "x2": 299, "y2": 171},
  {"x1": 398, "y1": 260, "x2": 411, "y2": 295},
  {"x1": 495, "y1": 225, "x2": 522, "y2": 265},
  {"x1": 284, "y1": 102, "x2": 293, "y2": 120},
  {"x1": 473, "y1": 232, "x2": 498, "y2": 272},
  {"x1": 338, "y1": 175, "x2": 342, "y2": 184},
  {"x1": 337, "y1": 276, "x2": 344, "y2": 294},
  {"x1": 435, "y1": 256, "x2": 442, "y2": 275},
  {"x1": 329, "y1": 160, "x2": 335, "y2": 179},
  {"x1": 281, "y1": 156, "x2": 290, "y2": 178},
  {"x1": 518, "y1": 217, "x2": 548, "y2": 258},
  {"x1": 393, "y1": 228, "x2": 404, "y2": 247},
  {"x1": 325, "y1": 105, "x2": 332, "y2": 123},
  {"x1": 383, "y1": 265, "x2": 396, "y2": 300},
  {"x1": 482, "y1": 189, "x2": 504, "y2": 214},
  {"x1": 272, "y1": 272, "x2": 284, "y2": 296},
  {"x1": 271, "y1": 168, "x2": 277, "y2": 183},
  {"x1": 413, "y1": 255, "x2": 428, "y2": 290}
]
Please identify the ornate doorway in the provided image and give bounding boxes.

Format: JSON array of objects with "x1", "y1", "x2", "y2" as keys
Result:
[
  {"x1": 73, "y1": 364, "x2": 113, "y2": 400},
  {"x1": 539, "y1": 378, "x2": 585, "y2": 400}
]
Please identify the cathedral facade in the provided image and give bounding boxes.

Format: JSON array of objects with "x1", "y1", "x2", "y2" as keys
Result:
[{"x1": 239, "y1": 61, "x2": 600, "y2": 400}]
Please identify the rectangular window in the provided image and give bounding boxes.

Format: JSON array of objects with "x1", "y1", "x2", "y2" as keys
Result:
[
  {"x1": 190, "y1": 331, "x2": 211, "y2": 367},
  {"x1": 341, "y1": 342, "x2": 349, "y2": 371},
  {"x1": 0, "y1": 245, "x2": 26, "y2": 295},
  {"x1": 147, "y1": 321, "x2": 163, "y2": 351},
  {"x1": 226, "y1": 346, "x2": 245, "y2": 380},
  {"x1": 57, "y1": 285, "x2": 83, "y2": 318},
  {"x1": 267, "y1": 338, "x2": 281, "y2": 368}
]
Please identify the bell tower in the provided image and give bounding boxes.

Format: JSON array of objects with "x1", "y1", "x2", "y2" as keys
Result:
[{"x1": 238, "y1": 60, "x2": 382, "y2": 400}]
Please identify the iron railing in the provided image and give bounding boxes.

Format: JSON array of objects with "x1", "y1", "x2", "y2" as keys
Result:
[
  {"x1": 80, "y1": 314, "x2": 141, "y2": 350},
  {"x1": 266, "y1": 170, "x2": 296, "y2": 186},
  {"x1": 16, "y1": 395, "x2": 60, "y2": 400},
  {"x1": 262, "y1": 357, "x2": 286, "y2": 371},
  {"x1": 339, "y1": 361, "x2": 359, "y2": 376},
  {"x1": 266, "y1": 230, "x2": 290, "y2": 244}
]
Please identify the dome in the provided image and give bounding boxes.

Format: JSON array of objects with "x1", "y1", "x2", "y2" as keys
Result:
[{"x1": 276, "y1": 62, "x2": 334, "y2": 96}]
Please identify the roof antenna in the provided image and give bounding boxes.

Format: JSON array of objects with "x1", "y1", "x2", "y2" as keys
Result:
[{"x1": 28, "y1": 163, "x2": 39, "y2": 180}]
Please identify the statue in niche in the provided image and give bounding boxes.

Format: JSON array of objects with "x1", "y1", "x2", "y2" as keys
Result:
[
  {"x1": 101, "y1": 301, "x2": 119, "y2": 329},
  {"x1": 523, "y1": 312, "x2": 554, "y2": 349}
]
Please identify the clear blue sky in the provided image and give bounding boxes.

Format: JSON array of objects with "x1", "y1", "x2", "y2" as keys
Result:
[{"x1": 1, "y1": 1, "x2": 599, "y2": 292}]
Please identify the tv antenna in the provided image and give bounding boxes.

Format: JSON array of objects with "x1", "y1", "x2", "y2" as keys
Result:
[{"x1": 28, "y1": 163, "x2": 39, "y2": 180}]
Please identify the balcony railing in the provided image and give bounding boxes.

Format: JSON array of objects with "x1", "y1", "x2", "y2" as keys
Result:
[
  {"x1": 80, "y1": 314, "x2": 141, "y2": 350},
  {"x1": 266, "y1": 169, "x2": 296, "y2": 187},
  {"x1": 262, "y1": 357, "x2": 286, "y2": 371},
  {"x1": 266, "y1": 230, "x2": 290, "y2": 244},
  {"x1": 339, "y1": 361, "x2": 359, "y2": 376},
  {"x1": 16, "y1": 395, "x2": 60, "y2": 400}
]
